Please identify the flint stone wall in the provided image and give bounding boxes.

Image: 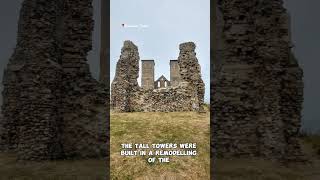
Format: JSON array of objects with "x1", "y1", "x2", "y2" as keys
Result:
[
  {"x1": 212, "y1": 0, "x2": 304, "y2": 161},
  {"x1": 111, "y1": 41, "x2": 205, "y2": 112},
  {"x1": 0, "y1": 0, "x2": 107, "y2": 160}
]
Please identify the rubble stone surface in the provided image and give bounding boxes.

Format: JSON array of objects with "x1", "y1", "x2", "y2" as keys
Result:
[
  {"x1": 111, "y1": 41, "x2": 205, "y2": 112},
  {"x1": 0, "y1": 0, "x2": 107, "y2": 161},
  {"x1": 212, "y1": 0, "x2": 304, "y2": 161}
]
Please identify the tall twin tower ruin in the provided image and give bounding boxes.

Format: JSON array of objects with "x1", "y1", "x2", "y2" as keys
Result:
[
  {"x1": 141, "y1": 60, "x2": 180, "y2": 90},
  {"x1": 111, "y1": 41, "x2": 205, "y2": 112}
]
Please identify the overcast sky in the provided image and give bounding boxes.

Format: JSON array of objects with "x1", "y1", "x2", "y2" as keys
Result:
[
  {"x1": 0, "y1": 0, "x2": 319, "y2": 132},
  {"x1": 110, "y1": 0, "x2": 210, "y2": 102},
  {"x1": 283, "y1": 0, "x2": 320, "y2": 132}
]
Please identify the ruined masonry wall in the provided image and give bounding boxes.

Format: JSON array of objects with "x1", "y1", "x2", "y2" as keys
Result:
[
  {"x1": 212, "y1": 0, "x2": 304, "y2": 161},
  {"x1": 111, "y1": 41, "x2": 205, "y2": 112},
  {"x1": 111, "y1": 41, "x2": 140, "y2": 112},
  {"x1": 178, "y1": 42, "x2": 205, "y2": 111},
  {"x1": 0, "y1": 0, "x2": 107, "y2": 160}
]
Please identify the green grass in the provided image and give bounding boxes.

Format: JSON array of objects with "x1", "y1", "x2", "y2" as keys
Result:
[
  {"x1": 0, "y1": 111, "x2": 210, "y2": 180},
  {"x1": 302, "y1": 134, "x2": 320, "y2": 157},
  {"x1": 214, "y1": 134, "x2": 320, "y2": 180},
  {"x1": 215, "y1": 159, "x2": 307, "y2": 180},
  {"x1": 0, "y1": 153, "x2": 106, "y2": 180},
  {"x1": 214, "y1": 158, "x2": 320, "y2": 180},
  {"x1": 110, "y1": 111, "x2": 210, "y2": 180},
  {"x1": 1, "y1": 111, "x2": 320, "y2": 180}
]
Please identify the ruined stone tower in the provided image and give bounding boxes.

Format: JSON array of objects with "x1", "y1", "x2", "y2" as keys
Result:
[
  {"x1": 99, "y1": 0, "x2": 109, "y2": 84},
  {"x1": 0, "y1": 0, "x2": 107, "y2": 161},
  {"x1": 111, "y1": 41, "x2": 205, "y2": 112},
  {"x1": 111, "y1": 41, "x2": 140, "y2": 112},
  {"x1": 212, "y1": 0, "x2": 304, "y2": 161},
  {"x1": 141, "y1": 60, "x2": 180, "y2": 89},
  {"x1": 141, "y1": 60, "x2": 155, "y2": 90},
  {"x1": 170, "y1": 60, "x2": 180, "y2": 87}
]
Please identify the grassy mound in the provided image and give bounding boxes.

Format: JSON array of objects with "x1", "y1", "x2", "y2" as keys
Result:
[
  {"x1": 110, "y1": 111, "x2": 210, "y2": 180},
  {"x1": 2, "y1": 111, "x2": 320, "y2": 180}
]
